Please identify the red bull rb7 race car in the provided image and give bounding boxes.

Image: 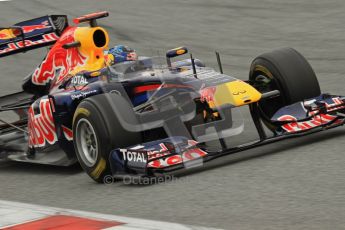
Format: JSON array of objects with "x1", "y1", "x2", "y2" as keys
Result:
[{"x1": 0, "y1": 12, "x2": 344, "y2": 182}]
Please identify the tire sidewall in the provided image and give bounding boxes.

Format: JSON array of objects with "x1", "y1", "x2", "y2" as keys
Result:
[
  {"x1": 73, "y1": 93, "x2": 142, "y2": 183},
  {"x1": 249, "y1": 48, "x2": 321, "y2": 119},
  {"x1": 73, "y1": 103, "x2": 112, "y2": 183}
]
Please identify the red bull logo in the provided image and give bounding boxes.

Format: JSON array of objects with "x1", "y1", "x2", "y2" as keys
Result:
[
  {"x1": 21, "y1": 20, "x2": 51, "y2": 34},
  {"x1": 0, "y1": 33, "x2": 58, "y2": 54},
  {"x1": 0, "y1": 29, "x2": 15, "y2": 40},
  {"x1": 148, "y1": 140, "x2": 207, "y2": 168},
  {"x1": 62, "y1": 125, "x2": 73, "y2": 141},
  {"x1": 0, "y1": 21, "x2": 51, "y2": 40},
  {"x1": 28, "y1": 98, "x2": 58, "y2": 148},
  {"x1": 32, "y1": 27, "x2": 87, "y2": 85},
  {"x1": 0, "y1": 33, "x2": 59, "y2": 55},
  {"x1": 278, "y1": 114, "x2": 338, "y2": 133},
  {"x1": 278, "y1": 97, "x2": 345, "y2": 133},
  {"x1": 200, "y1": 86, "x2": 216, "y2": 103}
]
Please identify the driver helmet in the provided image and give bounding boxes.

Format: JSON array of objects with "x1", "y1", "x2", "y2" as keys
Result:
[{"x1": 107, "y1": 45, "x2": 138, "y2": 64}]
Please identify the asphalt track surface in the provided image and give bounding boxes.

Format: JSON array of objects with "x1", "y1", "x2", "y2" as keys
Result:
[{"x1": 0, "y1": 0, "x2": 345, "y2": 229}]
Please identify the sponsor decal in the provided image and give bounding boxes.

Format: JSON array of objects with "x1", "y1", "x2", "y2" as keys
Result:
[
  {"x1": 148, "y1": 140, "x2": 207, "y2": 168},
  {"x1": 119, "y1": 149, "x2": 147, "y2": 163},
  {"x1": 147, "y1": 143, "x2": 170, "y2": 160},
  {"x1": 0, "y1": 29, "x2": 16, "y2": 39},
  {"x1": 62, "y1": 125, "x2": 73, "y2": 141},
  {"x1": 28, "y1": 98, "x2": 58, "y2": 148},
  {"x1": 31, "y1": 27, "x2": 87, "y2": 86},
  {"x1": 200, "y1": 86, "x2": 216, "y2": 103},
  {"x1": 0, "y1": 21, "x2": 51, "y2": 40},
  {"x1": 0, "y1": 33, "x2": 59, "y2": 55},
  {"x1": 307, "y1": 97, "x2": 345, "y2": 115},
  {"x1": 71, "y1": 90, "x2": 97, "y2": 100},
  {"x1": 20, "y1": 20, "x2": 51, "y2": 34},
  {"x1": 279, "y1": 97, "x2": 345, "y2": 133},
  {"x1": 0, "y1": 42, "x2": 17, "y2": 54},
  {"x1": 71, "y1": 75, "x2": 88, "y2": 85},
  {"x1": 278, "y1": 114, "x2": 337, "y2": 133}
]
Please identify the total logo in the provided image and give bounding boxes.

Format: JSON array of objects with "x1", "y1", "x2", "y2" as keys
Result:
[
  {"x1": 119, "y1": 149, "x2": 147, "y2": 163},
  {"x1": 71, "y1": 75, "x2": 88, "y2": 85}
]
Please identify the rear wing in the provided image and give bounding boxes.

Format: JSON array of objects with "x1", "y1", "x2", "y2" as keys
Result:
[{"x1": 0, "y1": 15, "x2": 68, "y2": 58}]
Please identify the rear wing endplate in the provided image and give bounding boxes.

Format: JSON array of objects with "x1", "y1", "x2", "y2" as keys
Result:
[{"x1": 0, "y1": 15, "x2": 68, "y2": 58}]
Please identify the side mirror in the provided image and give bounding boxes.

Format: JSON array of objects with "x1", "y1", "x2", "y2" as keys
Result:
[
  {"x1": 166, "y1": 47, "x2": 188, "y2": 67},
  {"x1": 166, "y1": 47, "x2": 188, "y2": 58}
]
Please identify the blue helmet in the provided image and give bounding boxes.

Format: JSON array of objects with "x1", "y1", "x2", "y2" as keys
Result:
[{"x1": 108, "y1": 45, "x2": 138, "y2": 63}]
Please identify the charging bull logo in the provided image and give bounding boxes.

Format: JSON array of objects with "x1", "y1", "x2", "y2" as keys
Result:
[
  {"x1": 200, "y1": 86, "x2": 216, "y2": 103},
  {"x1": 0, "y1": 33, "x2": 59, "y2": 56},
  {"x1": 21, "y1": 20, "x2": 51, "y2": 34},
  {"x1": 28, "y1": 98, "x2": 58, "y2": 148},
  {"x1": 0, "y1": 29, "x2": 16, "y2": 40},
  {"x1": 0, "y1": 21, "x2": 51, "y2": 40},
  {"x1": 31, "y1": 27, "x2": 87, "y2": 85}
]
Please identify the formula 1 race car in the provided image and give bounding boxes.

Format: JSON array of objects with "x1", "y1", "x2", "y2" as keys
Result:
[{"x1": 1, "y1": 12, "x2": 344, "y2": 183}]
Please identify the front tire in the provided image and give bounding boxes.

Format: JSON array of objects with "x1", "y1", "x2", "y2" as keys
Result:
[
  {"x1": 249, "y1": 47, "x2": 321, "y2": 120},
  {"x1": 73, "y1": 93, "x2": 142, "y2": 183}
]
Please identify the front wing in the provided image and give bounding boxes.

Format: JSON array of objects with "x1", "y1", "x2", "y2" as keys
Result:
[{"x1": 109, "y1": 93, "x2": 345, "y2": 178}]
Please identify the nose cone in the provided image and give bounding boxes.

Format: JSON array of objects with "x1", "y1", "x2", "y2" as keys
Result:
[{"x1": 213, "y1": 80, "x2": 262, "y2": 107}]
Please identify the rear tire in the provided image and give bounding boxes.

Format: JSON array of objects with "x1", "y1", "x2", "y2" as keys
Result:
[
  {"x1": 73, "y1": 93, "x2": 142, "y2": 183},
  {"x1": 249, "y1": 47, "x2": 321, "y2": 119}
]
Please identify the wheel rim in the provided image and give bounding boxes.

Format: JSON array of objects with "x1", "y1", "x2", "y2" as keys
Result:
[
  {"x1": 251, "y1": 66, "x2": 286, "y2": 118},
  {"x1": 75, "y1": 118, "x2": 99, "y2": 167}
]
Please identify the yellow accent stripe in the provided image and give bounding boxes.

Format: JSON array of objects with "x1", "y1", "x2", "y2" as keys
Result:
[
  {"x1": 73, "y1": 108, "x2": 90, "y2": 124},
  {"x1": 91, "y1": 158, "x2": 106, "y2": 179}
]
